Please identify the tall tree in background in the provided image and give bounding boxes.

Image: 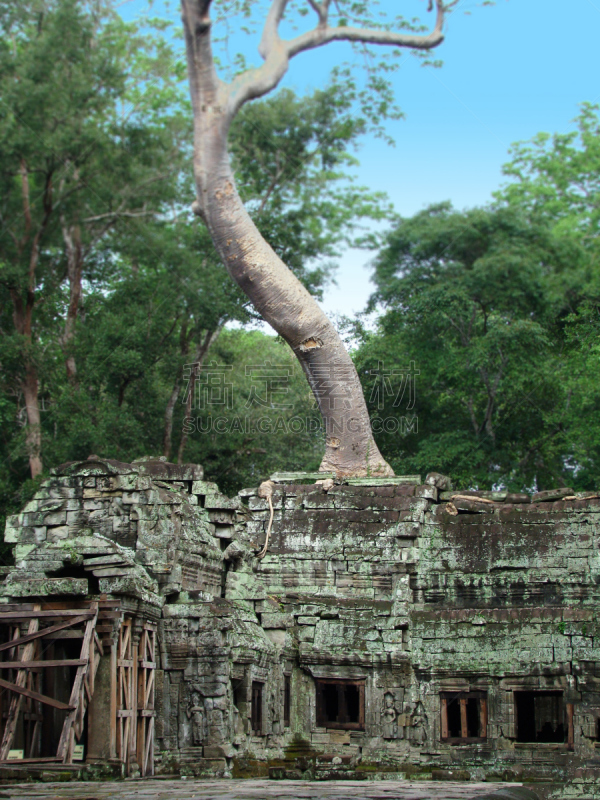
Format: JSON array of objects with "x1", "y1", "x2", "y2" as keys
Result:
[
  {"x1": 180, "y1": 0, "x2": 456, "y2": 477},
  {"x1": 0, "y1": 0, "x2": 187, "y2": 478}
]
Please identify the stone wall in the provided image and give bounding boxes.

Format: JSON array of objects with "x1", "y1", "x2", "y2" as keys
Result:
[{"x1": 2, "y1": 460, "x2": 600, "y2": 795}]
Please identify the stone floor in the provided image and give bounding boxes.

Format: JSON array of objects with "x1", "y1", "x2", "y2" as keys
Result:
[{"x1": 0, "y1": 778, "x2": 532, "y2": 800}]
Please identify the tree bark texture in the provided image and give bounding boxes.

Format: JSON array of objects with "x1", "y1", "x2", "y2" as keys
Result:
[{"x1": 60, "y1": 222, "x2": 83, "y2": 383}]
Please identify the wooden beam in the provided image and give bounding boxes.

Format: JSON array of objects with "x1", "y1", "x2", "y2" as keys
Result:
[
  {"x1": 0, "y1": 756, "x2": 62, "y2": 763},
  {"x1": 0, "y1": 659, "x2": 87, "y2": 670},
  {"x1": 93, "y1": 632, "x2": 104, "y2": 657},
  {"x1": 0, "y1": 677, "x2": 73, "y2": 711},
  {"x1": 480, "y1": 697, "x2": 488, "y2": 739},
  {"x1": 0, "y1": 610, "x2": 95, "y2": 621},
  {"x1": 58, "y1": 603, "x2": 98, "y2": 763},
  {"x1": 441, "y1": 697, "x2": 449, "y2": 739},
  {"x1": 460, "y1": 696, "x2": 468, "y2": 739},
  {"x1": 0, "y1": 615, "x2": 91, "y2": 653}
]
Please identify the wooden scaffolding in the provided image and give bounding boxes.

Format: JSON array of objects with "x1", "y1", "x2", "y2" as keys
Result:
[
  {"x1": 0, "y1": 600, "x2": 157, "y2": 776},
  {"x1": 0, "y1": 602, "x2": 102, "y2": 764}
]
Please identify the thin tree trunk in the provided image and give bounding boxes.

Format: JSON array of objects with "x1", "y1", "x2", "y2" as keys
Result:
[
  {"x1": 177, "y1": 327, "x2": 221, "y2": 465},
  {"x1": 10, "y1": 160, "x2": 52, "y2": 478},
  {"x1": 163, "y1": 377, "x2": 182, "y2": 461},
  {"x1": 163, "y1": 318, "x2": 191, "y2": 461},
  {"x1": 60, "y1": 222, "x2": 83, "y2": 383},
  {"x1": 22, "y1": 365, "x2": 43, "y2": 479}
]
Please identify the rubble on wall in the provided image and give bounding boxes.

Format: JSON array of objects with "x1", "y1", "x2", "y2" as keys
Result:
[{"x1": 2, "y1": 459, "x2": 600, "y2": 795}]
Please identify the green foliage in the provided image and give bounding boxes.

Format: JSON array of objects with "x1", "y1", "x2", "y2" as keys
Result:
[
  {"x1": 179, "y1": 329, "x2": 324, "y2": 495},
  {"x1": 356, "y1": 202, "x2": 594, "y2": 491}
]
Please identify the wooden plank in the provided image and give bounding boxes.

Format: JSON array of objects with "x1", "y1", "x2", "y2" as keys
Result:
[
  {"x1": 93, "y1": 632, "x2": 104, "y2": 657},
  {"x1": 144, "y1": 669, "x2": 155, "y2": 708},
  {"x1": 57, "y1": 603, "x2": 98, "y2": 763},
  {"x1": 0, "y1": 756, "x2": 61, "y2": 763},
  {"x1": 441, "y1": 698, "x2": 449, "y2": 739},
  {"x1": 145, "y1": 716, "x2": 154, "y2": 775},
  {"x1": 0, "y1": 660, "x2": 86, "y2": 670},
  {"x1": 109, "y1": 643, "x2": 117, "y2": 760},
  {"x1": 130, "y1": 641, "x2": 138, "y2": 768},
  {"x1": 0, "y1": 606, "x2": 40, "y2": 759},
  {"x1": 480, "y1": 697, "x2": 488, "y2": 739},
  {"x1": 460, "y1": 696, "x2": 468, "y2": 740},
  {"x1": 0, "y1": 615, "x2": 90, "y2": 653},
  {"x1": 567, "y1": 702, "x2": 574, "y2": 750},
  {"x1": 139, "y1": 709, "x2": 156, "y2": 717},
  {"x1": 0, "y1": 677, "x2": 73, "y2": 711},
  {"x1": 0, "y1": 610, "x2": 95, "y2": 621},
  {"x1": 43, "y1": 631, "x2": 84, "y2": 640}
]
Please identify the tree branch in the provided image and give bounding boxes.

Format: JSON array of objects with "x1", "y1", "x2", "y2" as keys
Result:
[
  {"x1": 259, "y1": 0, "x2": 291, "y2": 60},
  {"x1": 306, "y1": 0, "x2": 329, "y2": 26},
  {"x1": 286, "y1": 0, "x2": 446, "y2": 58},
  {"x1": 228, "y1": 0, "x2": 446, "y2": 120}
]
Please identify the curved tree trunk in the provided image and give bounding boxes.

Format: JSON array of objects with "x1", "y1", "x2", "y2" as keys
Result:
[
  {"x1": 199, "y1": 144, "x2": 391, "y2": 476},
  {"x1": 181, "y1": 2, "x2": 393, "y2": 477}
]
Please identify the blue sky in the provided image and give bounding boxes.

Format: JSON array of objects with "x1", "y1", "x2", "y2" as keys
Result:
[{"x1": 120, "y1": 0, "x2": 600, "y2": 318}]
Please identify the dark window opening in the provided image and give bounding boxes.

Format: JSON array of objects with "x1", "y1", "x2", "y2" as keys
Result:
[
  {"x1": 441, "y1": 691, "x2": 487, "y2": 743},
  {"x1": 315, "y1": 679, "x2": 365, "y2": 731},
  {"x1": 284, "y1": 675, "x2": 291, "y2": 728},
  {"x1": 251, "y1": 681, "x2": 263, "y2": 735},
  {"x1": 515, "y1": 691, "x2": 565, "y2": 743}
]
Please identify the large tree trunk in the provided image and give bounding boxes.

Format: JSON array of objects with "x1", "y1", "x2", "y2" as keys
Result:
[
  {"x1": 181, "y1": 4, "x2": 392, "y2": 477},
  {"x1": 194, "y1": 135, "x2": 392, "y2": 476}
]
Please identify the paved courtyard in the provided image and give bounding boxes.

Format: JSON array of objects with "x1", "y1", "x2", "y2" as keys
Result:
[{"x1": 0, "y1": 778, "x2": 532, "y2": 800}]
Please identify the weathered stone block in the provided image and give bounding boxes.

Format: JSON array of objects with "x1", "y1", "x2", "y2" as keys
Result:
[{"x1": 261, "y1": 613, "x2": 293, "y2": 629}]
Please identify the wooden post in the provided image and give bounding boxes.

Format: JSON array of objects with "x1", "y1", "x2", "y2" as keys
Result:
[
  {"x1": 130, "y1": 640, "x2": 138, "y2": 772},
  {"x1": 110, "y1": 641, "x2": 117, "y2": 759},
  {"x1": 441, "y1": 697, "x2": 448, "y2": 739},
  {"x1": 479, "y1": 697, "x2": 487, "y2": 739},
  {"x1": 136, "y1": 626, "x2": 156, "y2": 777},
  {"x1": 460, "y1": 696, "x2": 468, "y2": 739},
  {"x1": 57, "y1": 602, "x2": 98, "y2": 762},
  {"x1": 0, "y1": 604, "x2": 41, "y2": 760}
]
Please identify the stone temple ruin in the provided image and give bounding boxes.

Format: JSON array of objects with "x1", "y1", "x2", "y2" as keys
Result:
[{"x1": 0, "y1": 456, "x2": 599, "y2": 795}]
